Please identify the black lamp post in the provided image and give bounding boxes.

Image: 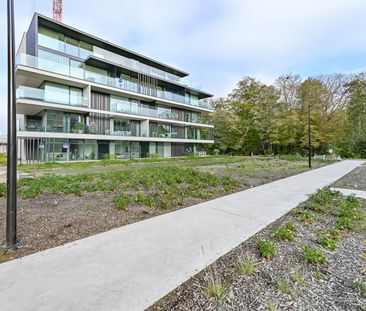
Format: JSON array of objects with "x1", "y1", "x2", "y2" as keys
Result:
[
  {"x1": 5, "y1": 0, "x2": 18, "y2": 249},
  {"x1": 308, "y1": 105, "x2": 312, "y2": 169}
]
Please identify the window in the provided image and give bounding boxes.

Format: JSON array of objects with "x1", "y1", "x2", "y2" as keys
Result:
[
  {"x1": 44, "y1": 82, "x2": 83, "y2": 107},
  {"x1": 38, "y1": 27, "x2": 65, "y2": 52},
  {"x1": 65, "y1": 37, "x2": 79, "y2": 57},
  {"x1": 79, "y1": 41, "x2": 93, "y2": 59}
]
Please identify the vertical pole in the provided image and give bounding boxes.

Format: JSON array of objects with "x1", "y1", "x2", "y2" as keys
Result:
[
  {"x1": 308, "y1": 105, "x2": 312, "y2": 169},
  {"x1": 6, "y1": 0, "x2": 18, "y2": 249}
]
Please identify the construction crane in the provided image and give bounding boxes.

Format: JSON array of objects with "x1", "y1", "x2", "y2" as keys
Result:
[{"x1": 53, "y1": 0, "x2": 63, "y2": 22}]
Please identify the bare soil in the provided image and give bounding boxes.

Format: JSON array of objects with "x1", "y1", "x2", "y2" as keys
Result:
[{"x1": 0, "y1": 160, "x2": 328, "y2": 263}]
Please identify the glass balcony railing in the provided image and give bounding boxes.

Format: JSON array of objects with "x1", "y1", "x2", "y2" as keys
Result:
[
  {"x1": 18, "y1": 125, "x2": 147, "y2": 137},
  {"x1": 38, "y1": 33, "x2": 202, "y2": 89},
  {"x1": 17, "y1": 86, "x2": 88, "y2": 107},
  {"x1": 17, "y1": 53, "x2": 213, "y2": 110}
]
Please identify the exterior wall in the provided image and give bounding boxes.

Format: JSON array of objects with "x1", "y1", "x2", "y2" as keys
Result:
[{"x1": 16, "y1": 14, "x2": 214, "y2": 163}]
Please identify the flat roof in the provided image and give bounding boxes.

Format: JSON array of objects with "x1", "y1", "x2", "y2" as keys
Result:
[{"x1": 33, "y1": 13, "x2": 189, "y2": 78}]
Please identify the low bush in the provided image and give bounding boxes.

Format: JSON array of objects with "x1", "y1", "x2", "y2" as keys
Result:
[
  {"x1": 115, "y1": 193, "x2": 131, "y2": 210},
  {"x1": 272, "y1": 221, "x2": 297, "y2": 241},
  {"x1": 257, "y1": 239, "x2": 276, "y2": 260},
  {"x1": 0, "y1": 153, "x2": 6, "y2": 165},
  {"x1": 303, "y1": 246, "x2": 326, "y2": 265}
]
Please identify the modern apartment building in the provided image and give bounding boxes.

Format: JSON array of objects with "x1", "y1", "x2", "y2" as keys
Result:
[{"x1": 16, "y1": 13, "x2": 214, "y2": 163}]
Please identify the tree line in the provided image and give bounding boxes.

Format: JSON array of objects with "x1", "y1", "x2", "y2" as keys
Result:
[{"x1": 205, "y1": 73, "x2": 366, "y2": 158}]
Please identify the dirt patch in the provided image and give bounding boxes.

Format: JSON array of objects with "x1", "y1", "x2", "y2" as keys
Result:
[
  {"x1": 332, "y1": 163, "x2": 366, "y2": 191},
  {"x1": 0, "y1": 160, "x2": 330, "y2": 263}
]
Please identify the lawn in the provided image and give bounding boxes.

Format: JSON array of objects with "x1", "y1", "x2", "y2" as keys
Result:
[
  {"x1": 0, "y1": 156, "x2": 334, "y2": 263},
  {"x1": 149, "y1": 188, "x2": 366, "y2": 310}
]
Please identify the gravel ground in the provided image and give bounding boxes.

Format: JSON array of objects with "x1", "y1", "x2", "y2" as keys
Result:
[
  {"x1": 332, "y1": 163, "x2": 366, "y2": 191},
  {"x1": 149, "y1": 195, "x2": 366, "y2": 311},
  {"x1": 0, "y1": 160, "x2": 328, "y2": 263}
]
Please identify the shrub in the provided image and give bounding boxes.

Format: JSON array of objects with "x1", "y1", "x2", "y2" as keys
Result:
[
  {"x1": 303, "y1": 246, "x2": 326, "y2": 265},
  {"x1": 0, "y1": 153, "x2": 6, "y2": 165},
  {"x1": 146, "y1": 153, "x2": 160, "y2": 158},
  {"x1": 272, "y1": 221, "x2": 297, "y2": 241},
  {"x1": 115, "y1": 193, "x2": 131, "y2": 210},
  {"x1": 336, "y1": 217, "x2": 354, "y2": 230},
  {"x1": 0, "y1": 183, "x2": 6, "y2": 197},
  {"x1": 310, "y1": 187, "x2": 341, "y2": 206},
  {"x1": 257, "y1": 240, "x2": 276, "y2": 260},
  {"x1": 320, "y1": 236, "x2": 338, "y2": 250},
  {"x1": 295, "y1": 210, "x2": 316, "y2": 223}
]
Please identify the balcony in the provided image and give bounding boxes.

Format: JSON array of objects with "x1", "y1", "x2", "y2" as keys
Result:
[
  {"x1": 17, "y1": 86, "x2": 88, "y2": 108},
  {"x1": 17, "y1": 53, "x2": 213, "y2": 110}
]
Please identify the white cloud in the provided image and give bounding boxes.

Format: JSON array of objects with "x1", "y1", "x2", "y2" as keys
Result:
[{"x1": 0, "y1": 0, "x2": 366, "y2": 132}]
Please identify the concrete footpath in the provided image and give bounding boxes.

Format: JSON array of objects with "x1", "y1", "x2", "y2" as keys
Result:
[
  {"x1": 0, "y1": 160, "x2": 363, "y2": 311},
  {"x1": 331, "y1": 187, "x2": 366, "y2": 199}
]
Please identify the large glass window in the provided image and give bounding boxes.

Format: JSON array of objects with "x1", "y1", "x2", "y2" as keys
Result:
[
  {"x1": 65, "y1": 37, "x2": 79, "y2": 57},
  {"x1": 44, "y1": 82, "x2": 83, "y2": 107},
  {"x1": 110, "y1": 95, "x2": 139, "y2": 115},
  {"x1": 38, "y1": 27, "x2": 65, "y2": 52},
  {"x1": 79, "y1": 41, "x2": 93, "y2": 59},
  {"x1": 113, "y1": 119, "x2": 140, "y2": 136}
]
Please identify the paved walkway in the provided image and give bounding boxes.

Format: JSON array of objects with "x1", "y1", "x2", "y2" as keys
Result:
[
  {"x1": 0, "y1": 160, "x2": 363, "y2": 311},
  {"x1": 331, "y1": 187, "x2": 366, "y2": 199}
]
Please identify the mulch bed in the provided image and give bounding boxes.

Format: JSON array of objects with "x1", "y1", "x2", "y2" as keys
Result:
[{"x1": 149, "y1": 197, "x2": 366, "y2": 311}]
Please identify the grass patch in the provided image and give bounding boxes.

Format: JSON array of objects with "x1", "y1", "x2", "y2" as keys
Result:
[
  {"x1": 272, "y1": 221, "x2": 297, "y2": 241},
  {"x1": 235, "y1": 258, "x2": 257, "y2": 275},
  {"x1": 303, "y1": 246, "x2": 326, "y2": 265},
  {"x1": 257, "y1": 239, "x2": 276, "y2": 260},
  {"x1": 277, "y1": 278, "x2": 293, "y2": 295},
  {"x1": 0, "y1": 167, "x2": 239, "y2": 205},
  {"x1": 115, "y1": 193, "x2": 131, "y2": 210},
  {"x1": 203, "y1": 271, "x2": 228, "y2": 300}
]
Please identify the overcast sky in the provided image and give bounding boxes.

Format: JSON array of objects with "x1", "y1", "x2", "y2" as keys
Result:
[{"x1": 1, "y1": 0, "x2": 366, "y2": 133}]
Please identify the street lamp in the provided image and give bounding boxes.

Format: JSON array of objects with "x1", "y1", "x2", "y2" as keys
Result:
[
  {"x1": 308, "y1": 105, "x2": 312, "y2": 169},
  {"x1": 5, "y1": 0, "x2": 18, "y2": 249}
]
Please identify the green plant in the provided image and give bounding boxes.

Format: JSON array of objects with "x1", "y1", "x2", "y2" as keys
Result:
[
  {"x1": 290, "y1": 270, "x2": 304, "y2": 285},
  {"x1": 146, "y1": 153, "x2": 160, "y2": 158},
  {"x1": 73, "y1": 122, "x2": 85, "y2": 131},
  {"x1": 336, "y1": 217, "x2": 354, "y2": 230},
  {"x1": 115, "y1": 193, "x2": 131, "y2": 210},
  {"x1": 0, "y1": 153, "x2": 6, "y2": 166},
  {"x1": 235, "y1": 258, "x2": 257, "y2": 275},
  {"x1": 272, "y1": 221, "x2": 297, "y2": 241},
  {"x1": 267, "y1": 302, "x2": 279, "y2": 311},
  {"x1": 277, "y1": 278, "x2": 293, "y2": 295},
  {"x1": 257, "y1": 239, "x2": 276, "y2": 260},
  {"x1": 204, "y1": 271, "x2": 228, "y2": 300},
  {"x1": 320, "y1": 236, "x2": 338, "y2": 250},
  {"x1": 303, "y1": 246, "x2": 326, "y2": 265},
  {"x1": 313, "y1": 271, "x2": 324, "y2": 280},
  {"x1": 353, "y1": 280, "x2": 366, "y2": 297},
  {"x1": 0, "y1": 183, "x2": 6, "y2": 197},
  {"x1": 293, "y1": 209, "x2": 316, "y2": 224}
]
